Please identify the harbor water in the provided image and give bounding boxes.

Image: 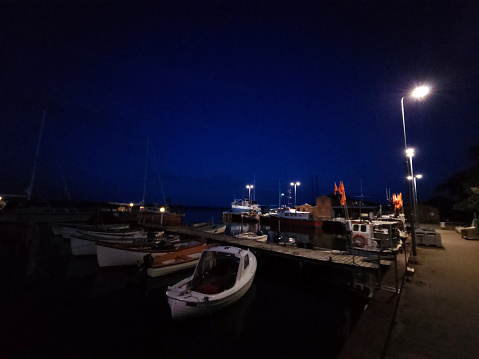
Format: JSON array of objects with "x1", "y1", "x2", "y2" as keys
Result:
[{"x1": 1, "y1": 208, "x2": 369, "y2": 359}]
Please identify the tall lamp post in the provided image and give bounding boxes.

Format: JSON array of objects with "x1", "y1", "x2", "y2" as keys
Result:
[
  {"x1": 401, "y1": 85, "x2": 429, "y2": 256},
  {"x1": 408, "y1": 173, "x2": 423, "y2": 223},
  {"x1": 290, "y1": 182, "x2": 300, "y2": 208},
  {"x1": 246, "y1": 185, "x2": 254, "y2": 200}
]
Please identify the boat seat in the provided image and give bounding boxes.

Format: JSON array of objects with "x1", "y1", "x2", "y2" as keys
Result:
[{"x1": 195, "y1": 281, "x2": 221, "y2": 294}]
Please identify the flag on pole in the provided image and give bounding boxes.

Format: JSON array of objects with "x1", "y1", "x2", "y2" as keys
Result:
[
  {"x1": 393, "y1": 193, "x2": 403, "y2": 210},
  {"x1": 339, "y1": 181, "x2": 346, "y2": 205}
]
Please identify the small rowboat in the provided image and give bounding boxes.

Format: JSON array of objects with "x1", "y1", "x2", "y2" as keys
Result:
[
  {"x1": 166, "y1": 246, "x2": 257, "y2": 320},
  {"x1": 145, "y1": 243, "x2": 218, "y2": 277},
  {"x1": 96, "y1": 238, "x2": 207, "y2": 267},
  {"x1": 235, "y1": 231, "x2": 267, "y2": 242}
]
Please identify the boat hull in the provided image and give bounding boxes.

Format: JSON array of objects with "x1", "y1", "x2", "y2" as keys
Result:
[
  {"x1": 166, "y1": 246, "x2": 257, "y2": 320},
  {"x1": 167, "y1": 273, "x2": 256, "y2": 320},
  {"x1": 270, "y1": 215, "x2": 322, "y2": 228},
  {"x1": 96, "y1": 239, "x2": 207, "y2": 267},
  {"x1": 146, "y1": 253, "x2": 201, "y2": 277}
]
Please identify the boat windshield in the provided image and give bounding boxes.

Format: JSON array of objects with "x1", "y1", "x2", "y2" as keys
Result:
[{"x1": 192, "y1": 251, "x2": 240, "y2": 294}]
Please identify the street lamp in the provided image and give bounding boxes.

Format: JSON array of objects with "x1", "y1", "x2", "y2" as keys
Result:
[
  {"x1": 290, "y1": 182, "x2": 300, "y2": 208},
  {"x1": 160, "y1": 206, "x2": 165, "y2": 225},
  {"x1": 246, "y1": 185, "x2": 254, "y2": 200},
  {"x1": 400, "y1": 85, "x2": 430, "y2": 257},
  {"x1": 408, "y1": 173, "x2": 423, "y2": 224}
]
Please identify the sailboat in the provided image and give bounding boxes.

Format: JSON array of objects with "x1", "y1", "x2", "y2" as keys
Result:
[
  {"x1": 120, "y1": 138, "x2": 183, "y2": 226},
  {"x1": 0, "y1": 110, "x2": 95, "y2": 224}
]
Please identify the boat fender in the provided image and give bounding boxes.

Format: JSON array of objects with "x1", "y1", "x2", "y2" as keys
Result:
[
  {"x1": 353, "y1": 234, "x2": 367, "y2": 247},
  {"x1": 143, "y1": 253, "x2": 154, "y2": 267}
]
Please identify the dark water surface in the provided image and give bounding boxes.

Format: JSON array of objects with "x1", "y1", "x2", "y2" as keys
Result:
[{"x1": 1, "y1": 214, "x2": 368, "y2": 359}]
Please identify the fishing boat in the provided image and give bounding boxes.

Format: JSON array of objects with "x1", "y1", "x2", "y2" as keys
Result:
[
  {"x1": 144, "y1": 243, "x2": 218, "y2": 277},
  {"x1": 96, "y1": 237, "x2": 207, "y2": 267},
  {"x1": 347, "y1": 219, "x2": 402, "y2": 258},
  {"x1": 166, "y1": 246, "x2": 257, "y2": 320},
  {"x1": 270, "y1": 207, "x2": 322, "y2": 228},
  {"x1": 234, "y1": 231, "x2": 267, "y2": 242}
]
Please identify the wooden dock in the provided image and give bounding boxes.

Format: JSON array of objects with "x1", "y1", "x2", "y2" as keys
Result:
[{"x1": 150, "y1": 225, "x2": 392, "y2": 270}]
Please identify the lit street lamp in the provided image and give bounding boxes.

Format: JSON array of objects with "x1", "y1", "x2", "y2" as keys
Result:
[
  {"x1": 290, "y1": 182, "x2": 300, "y2": 208},
  {"x1": 408, "y1": 173, "x2": 423, "y2": 224},
  {"x1": 401, "y1": 85, "x2": 429, "y2": 257},
  {"x1": 160, "y1": 206, "x2": 165, "y2": 225},
  {"x1": 246, "y1": 185, "x2": 254, "y2": 200}
]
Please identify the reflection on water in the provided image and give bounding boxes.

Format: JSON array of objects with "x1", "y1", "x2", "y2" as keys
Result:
[{"x1": 1, "y1": 214, "x2": 370, "y2": 359}]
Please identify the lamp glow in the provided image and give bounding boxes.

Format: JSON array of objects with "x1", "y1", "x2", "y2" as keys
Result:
[
  {"x1": 412, "y1": 86, "x2": 429, "y2": 98},
  {"x1": 406, "y1": 148, "x2": 415, "y2": 157},
  {"x1": 290, "y1": 182, "x2": 300, "y2": 207},
  {"x1": 246, "y1": 184, "x2": 254, "y2": 200}
]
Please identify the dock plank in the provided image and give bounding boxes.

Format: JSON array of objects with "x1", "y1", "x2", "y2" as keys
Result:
[{"x1": 149, "y1": 225, "x2": 391, "y2": 270}]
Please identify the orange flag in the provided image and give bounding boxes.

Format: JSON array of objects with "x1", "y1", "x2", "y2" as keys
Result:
[
  {"x1": 393, "y1": 193, "x2": 403, "y2": 210},
  {"x1": 339, "y1": 181, "x2": 346, "y2": 205},
  {"x1": 334, "y1": 183, "x2": 339, "y2": 194}
]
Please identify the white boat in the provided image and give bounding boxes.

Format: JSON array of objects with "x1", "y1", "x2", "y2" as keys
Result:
[
  {"x1": 145, "y1": 243, "x2": 218, "y2": 277},
  {"x1": 70, "y1": 233, "x2": 149, "y2": 256},
  {"x1": 96, "y1": 237, "x2": 207, "y2": 267},
  {"x1": 166, "y1": 246, "x2": 257, "y2": 320},
  {"x1": 53, "y1": 222, "x2": 129, "y2": 237},
  {"x1": 70, "y1": 231, "x2": 168, "y2": 256},
  {"x1": 347, "y1": 219, "x2": 402, "y2": 257},
  {"x1": 199, "y1": 223, "x2": 226, "y2": 234},
  {"x1": 231, "y1": 197, "x2": 261, "y2": 214},
  {"x1": 270, "y1": 207, "x2": 322, "y2": 228},
  {"x1": 235, "y1": 231, "x2": 267, "y2": 242},
  {"x1": 71, "y1": 227, "x2": 150, "y2": 240},
  {"x1": 63, "y1": 225, "x2": 147, "y2": 240}
]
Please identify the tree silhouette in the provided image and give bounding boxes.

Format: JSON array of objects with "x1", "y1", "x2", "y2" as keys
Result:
[{"x1": 436, "y1": 145, "x2": 479, "y2": 212}]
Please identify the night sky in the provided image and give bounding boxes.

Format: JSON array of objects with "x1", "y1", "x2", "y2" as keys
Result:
[{"x1": 1, "y1": 1, "x2": 478, "y2": 208}]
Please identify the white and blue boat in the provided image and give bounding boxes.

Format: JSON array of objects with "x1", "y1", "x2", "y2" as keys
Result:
[{"x1": 231, "y1": 197, "x2": 261, "y2": 214}]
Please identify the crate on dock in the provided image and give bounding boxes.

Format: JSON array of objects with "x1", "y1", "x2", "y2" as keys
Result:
[{"x1": 416, "y1": 228, "x2": 442, "y2": 247}]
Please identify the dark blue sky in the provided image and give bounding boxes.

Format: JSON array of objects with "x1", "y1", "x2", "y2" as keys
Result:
[{"x1": 1, "y1": 1, "x2": 478, "y2": 207}]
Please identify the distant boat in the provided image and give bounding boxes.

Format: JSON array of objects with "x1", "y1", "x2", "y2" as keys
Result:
[
  {"x1": 191, "y1": 222, "x2": 226, "y2": 234},
  {"x1": 270, "y1": 207, "x2": 322, "y2": 228},
  {"x1": 0, "y1": 110, "x2": 96, "y2": 224},
  {"x1": 231, "y1": 197, "x2": 261, "y2": 214},
  {"x1": 166, "y1": 246, "x2": 257, "y2": 320},
  {"x1": 0, "y1": 200, "x2": 96, "y2": 224},
  {"x1": 235, "y1": 231, "x2": 267, "y2": 242},
  {"x1": 120, "y1": 206, "x2": 184, "y2": 226}
]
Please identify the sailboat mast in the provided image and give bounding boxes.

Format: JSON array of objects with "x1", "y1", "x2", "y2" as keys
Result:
[
  {"x1": 142, "y1": 137, "x2": 150, "y2": 205},
  {"x1": 27, "y1": 109, "x2": 46, "y2": 201}
]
